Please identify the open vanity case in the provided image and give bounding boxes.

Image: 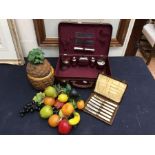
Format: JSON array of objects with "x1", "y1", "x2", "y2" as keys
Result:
[{"x1": 55, "y1": 22, "x2": 112, "y2": 88}]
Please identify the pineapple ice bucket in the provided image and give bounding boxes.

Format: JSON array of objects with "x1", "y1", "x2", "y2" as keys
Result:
[{"x1": 26, "y1": 49, "x2": 54, "y2": 90}]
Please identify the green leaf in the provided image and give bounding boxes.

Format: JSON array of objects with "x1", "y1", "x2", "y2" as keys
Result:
[
  {"x1": 27, "y1": 48, "x2": 45, "y2": 64},
  {"x1": 62, "y1": 88, "x2": 67, "y2": 93},
  {"x1": 33, "y1": 96, "x2": 37, "y2": 102},
  {"x1": 69, "y1": 98, "x2": 77, "y2": 109},
  {"x1": 32, "y1": 92, "x2": 45, "y2": 105},
  {"x1": 63, "y1": 84, "x2": 71, "y2": 95},
  {"x1": 66, "y1": 84, "x2": 71, "y2": 91},
  {"x1": 53, "y1": 84, "x2": 61, "y2": 94},
  {"x1": 34, "y1": 59, "x2": 39, "y2": 64}
]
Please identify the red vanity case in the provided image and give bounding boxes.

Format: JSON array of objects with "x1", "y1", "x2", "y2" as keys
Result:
[{"x1": 55, "y1": 22, "x2": 112, "y2": 88}]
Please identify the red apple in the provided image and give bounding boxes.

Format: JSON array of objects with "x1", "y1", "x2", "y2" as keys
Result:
[
  {"x1": 54, "y1": 100, "x2": 64, "y2": 109},
  {"x1": 58, "y1": 119, "x2": 72, "y2": 135}
]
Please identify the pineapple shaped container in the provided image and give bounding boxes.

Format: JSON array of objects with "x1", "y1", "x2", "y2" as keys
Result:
[{"x1": 26, "y1": 48, "x2": 54, "y2": 90}]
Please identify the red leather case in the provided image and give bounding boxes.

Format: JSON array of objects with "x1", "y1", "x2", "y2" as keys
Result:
[{"x1": 55, "y1": 22, "x2": 112, "y2": 88}]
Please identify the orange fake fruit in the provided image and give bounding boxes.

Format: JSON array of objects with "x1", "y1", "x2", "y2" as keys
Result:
[
  {"x1": 61, "y1": 103, "x2": 74, "y2": 116},
  {"x1": 44, "y1": 97, "x2": 55, "y2": 106},
  {"x1": 77, "y1": 100, "x2": 85, "y2": 110},
  {"x1": 48, "y1": 114, "x2": 60, "y2": 127}
]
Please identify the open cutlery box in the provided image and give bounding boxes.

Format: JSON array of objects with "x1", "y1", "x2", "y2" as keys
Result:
[
  {"x1": 84, "y1": 74, "x2": 127, "y2": 125},
  {"x1": 55, "y1": 22, "x2": 112, "y2": 88}
]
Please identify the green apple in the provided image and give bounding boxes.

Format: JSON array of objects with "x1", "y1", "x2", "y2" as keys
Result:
[
  {"x1": 40, "y1": 105, "x2": 53, "y2": 119},
  {"x1": 44, "y1": 86, "x2": 57, "y2": 98}
]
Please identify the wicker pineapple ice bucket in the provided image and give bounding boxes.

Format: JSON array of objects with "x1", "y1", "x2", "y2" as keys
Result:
[{"x1": 26, "y1": 58, "x2": 54, "y2": 91}]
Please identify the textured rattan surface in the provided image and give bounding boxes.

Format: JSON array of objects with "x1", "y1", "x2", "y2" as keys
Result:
[
  {"x1": 27, "y1": 67, "x2": 54, "y2": 90},
  {"x1": 26, "y1": 59, "x2": 51, "y2": 78}
]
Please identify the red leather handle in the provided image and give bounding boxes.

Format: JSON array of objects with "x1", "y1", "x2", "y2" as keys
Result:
[{"x1": 70, "y1": 80, "x2": 94, "y2": 88}]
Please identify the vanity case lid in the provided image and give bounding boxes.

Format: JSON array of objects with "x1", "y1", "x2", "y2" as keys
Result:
[
  {"x1": 58, "y1": 22, "x2": 112, "y2": 56},
  {"x1": 94, "y1": 74, "x2": 127, "y2": 103}
]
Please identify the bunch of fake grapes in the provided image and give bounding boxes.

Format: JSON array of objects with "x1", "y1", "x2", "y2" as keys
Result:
[
  {"x1": 19, "y1": 100, "x2": 43, "y2": 117},
  {"x1": 19, "y1": 84, "x2": 85, "y2": 135}
]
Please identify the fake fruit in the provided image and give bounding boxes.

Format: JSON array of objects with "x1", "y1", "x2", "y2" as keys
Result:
[
  {"x1": 54, "y1": 83, "x2": 72, "y2": 95},
  {"x1": 58, "y1": 119, "x2": 72, "y2": 135},
  {"x1": 59, "y1": 110, "x2": 65, "y2": 118},
  {"x1": 68, "y1": 112, "x2": 80, "y2": 126},
  {"x1": 44, "y1": 97, "x2": 55, "y2": 106},
  {"x1": 61, "y1": 103, "x2": 74, "y2": 116},
  {"x1": 54, "y1": 100, "x2": 64, "y2": 109},
  {"x1": 33, "y1": 92, "x2": 45, "y2": 106},
  {"x1": 70, "y1": 88, "x2": 79, "y2": 98},
  {"x1": 77, "y1": 100, "x2": 85, "y2": 110},
  {"x1": 58, "y1": 93, "x2": 68, "y2": 103},
  {"x1": 48, "y1": 114, "x2": 60, "y2": 127},
  {"x1": 58, "y1": 110, "x2": 64, "y2": 118},
  {"x1": 19, "y1": 101, "x2": 42, "y2": 117},
  {"x1": 40, "y1": 105, "x2": 53, "y2": 119},
  {"x1": 44, "y1": 86, "x2": 57, "y2": 98}
]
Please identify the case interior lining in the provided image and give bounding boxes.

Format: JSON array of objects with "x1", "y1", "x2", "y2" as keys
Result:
[{"x1": 94, "y1": 74, "x2": 127, "y2": 103}]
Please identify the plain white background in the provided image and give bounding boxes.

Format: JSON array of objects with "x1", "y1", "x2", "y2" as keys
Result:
[{"x1": 0, "y1": 0, "x2": 155, "y2": 155}]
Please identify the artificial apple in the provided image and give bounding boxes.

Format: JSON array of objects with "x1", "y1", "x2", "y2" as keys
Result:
[
  {"x1": 40, "y1": 105, "x2": 53, "y2": 119},
  {"x1": 58, "y1": 119, "x2": 72, "y2": 134},
  {"x1": 54, "y1": 100, "x2": 64, "y2": 109},
  {"x1": 44, "y1": 86, "x2": 57, "y2": 98}
]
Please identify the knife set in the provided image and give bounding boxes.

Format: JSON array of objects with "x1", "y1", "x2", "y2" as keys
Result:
[
  {"x1": 55, "y1": 22, "x2": 112, "y2": 88},
  {"x1": 84, "y1": 74, "x2": 127, "y2": 125}
]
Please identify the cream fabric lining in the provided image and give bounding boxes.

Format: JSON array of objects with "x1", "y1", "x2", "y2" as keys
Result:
[{"x1": 94, "y1": 74, "x2": 127, "y2": 103}]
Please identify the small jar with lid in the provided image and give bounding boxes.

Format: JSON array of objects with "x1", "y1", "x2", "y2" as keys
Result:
[
  {"x1": 61, "y1": 54, "x2": 70, "y2": 70},
  {"x1": 90, "y1": 57, "x2": 96, "y2": 67},
  {"x1": 97, "y1": 57, "x2": 105, "y2": 69},
  {"x1": 71, "y1": 56, "x2": 77, "y2": 66}
]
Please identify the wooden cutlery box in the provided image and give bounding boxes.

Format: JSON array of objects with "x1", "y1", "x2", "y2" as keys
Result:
[{"x1": 84, "y1": 74, "x2": 127, "y2": 125}]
